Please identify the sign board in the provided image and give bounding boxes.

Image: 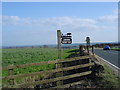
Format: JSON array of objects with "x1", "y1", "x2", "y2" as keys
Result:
[{"x1": 61, "y1": 33, "x2": 72, "y2": 44}]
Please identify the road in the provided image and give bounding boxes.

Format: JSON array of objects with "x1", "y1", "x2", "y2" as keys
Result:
[{"x1": 93, "y1": 49, "x2": 120, "y2": 68}]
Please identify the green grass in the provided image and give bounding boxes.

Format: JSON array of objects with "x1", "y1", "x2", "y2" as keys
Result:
[
  {"x1": 2, "y1": 47, "x2": 76, "y2": 87},
  {"x1": 2, "y1": 48, "x2": 57, "y2": 67},
  {"x1": 100, "y1": 64, "x2": 119, "y2": 88},
  {"x1": 2, "y1": 47, "x2": 119, "y2": 88},
  {"x1": 2, "y1": 47, "x2": 75, "y2": 76},
  {"x1": 111, "y1": 48, "x2": 120, "y2": 51}
]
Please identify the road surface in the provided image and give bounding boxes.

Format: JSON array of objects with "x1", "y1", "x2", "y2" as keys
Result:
[{"x1": 93, "y1": 49, "x2": 120, "y2": 68}]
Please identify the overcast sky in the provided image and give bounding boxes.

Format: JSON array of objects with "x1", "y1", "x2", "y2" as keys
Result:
[{"x1": 2, "y1": 2, "x2": 118, "y2": 46}]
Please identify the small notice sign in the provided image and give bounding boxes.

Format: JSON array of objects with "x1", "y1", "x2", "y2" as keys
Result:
[{"x1": 61, "y1": 33, "x2": 72, "y2": 44}]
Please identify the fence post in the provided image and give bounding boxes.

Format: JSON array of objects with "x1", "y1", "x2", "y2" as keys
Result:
[
  {"x1": 86, "y1": 46, "x2": 89, "y2": 55},
  {"x1": 86, "y1": 37, "x2": 90, "y2": 55},
  {"x1": 92, "y1": 45, "x2": 94, "y2": 55},
  {"x1": 56, "y1": 30, "x2": 63, "y2": 86},
  {"x1": 79, "y1": 45, "x2": 84, "y2": 56},
  {"x1": 89, "y1": 57, "x2": 92, "y2": 71},
  {"x1": 8, "y1": 65, "x2": 14, "y2": 87}
]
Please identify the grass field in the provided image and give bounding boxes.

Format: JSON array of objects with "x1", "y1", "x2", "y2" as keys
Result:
[
  {"x1": 2, "y1": 47, "x2": 119, "y2": 88},
  {"x1": 2, "y1": 47, "x2": 75, "y2": 76},
  {"x1": 111, "y1": 48, "x2": 120, "y2": 51}
]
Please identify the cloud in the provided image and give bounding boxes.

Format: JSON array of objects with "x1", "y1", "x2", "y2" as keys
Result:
[
  {"x1": 2, "y1": 16, "x2": 21, "y2": 25},
  {"x1": 2, "y1": 14, "x2": 117, "y2": 33},
  {"x1": 98, "y1": 15, "x2": 118, "y2": 23},
  {"x1": 2, "y1": 8, "x2": 118, "y2": 46},
  {"x1": 97, "y1": 8, "x2": 118, "y2": 23},
  {"x1": 2, "y1": 14, "x2": 118, "y2": 46},
  {"x1": 3, "y1": 16, "x2": 97, "y2": 25},
  {"x1": 2, "y1": 16, "x2": 34, "y2": 26},
  {"x1": 2, "y1": 15, "x2": 118, "y2": 32},
  {"x1": 2, "y1": 16, "x2": 99, "y2": 31}
]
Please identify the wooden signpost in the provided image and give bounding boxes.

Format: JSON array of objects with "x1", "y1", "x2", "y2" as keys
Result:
[
  {"x1": 56, "y1": 30, "x2": 72, "y2": 86},
  {"x1": 56, "y1": 30, "x2": 63, "y2": 86},
  {"x1": 57, "y1": 30, "x2": 62, "y2": 59},
  {"x1": 57, "y1": 30, "x2": 72, "y2": 59}
]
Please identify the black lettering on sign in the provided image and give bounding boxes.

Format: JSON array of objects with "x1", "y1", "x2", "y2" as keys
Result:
[{"x1": 61, "y1": 33, "x2": 72, "y2": 44}]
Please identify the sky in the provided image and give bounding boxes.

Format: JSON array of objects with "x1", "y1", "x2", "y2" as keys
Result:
[{"x1": 2, "y1": 2, "x2": 118, "y2": 46}]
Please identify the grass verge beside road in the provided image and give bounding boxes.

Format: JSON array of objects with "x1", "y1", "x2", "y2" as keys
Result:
[
  {"x1": 100, "y1": 64, "x2": 120, "y2": 88},
  {"x1": 111, "y1": 48, "x2": 120, "y2": 51}
]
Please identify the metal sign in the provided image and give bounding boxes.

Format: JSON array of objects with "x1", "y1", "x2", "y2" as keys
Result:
[{"x1": 61, "y1": 33, "x2": 72, "y2": 44}]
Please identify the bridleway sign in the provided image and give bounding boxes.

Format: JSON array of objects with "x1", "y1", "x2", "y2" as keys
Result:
[{"x1": 61, "y1": 33, "x2": 72, "y2": 44}]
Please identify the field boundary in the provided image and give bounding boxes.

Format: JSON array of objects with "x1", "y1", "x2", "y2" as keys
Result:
[
  {"x1": 2, "y1": 55, "x2": 94, "y2": 88},
  {"x1": 1, "y1": 55, "x2": 90, "y2": 70}
]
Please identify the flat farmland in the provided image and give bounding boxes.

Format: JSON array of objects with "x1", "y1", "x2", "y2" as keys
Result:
[{"x1": 2, "y1": 47, "x2": 75, "y2": 76}]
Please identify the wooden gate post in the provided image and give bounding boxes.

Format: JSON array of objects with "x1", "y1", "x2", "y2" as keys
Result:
[
  {"x1": 92, "y1": 45, "x2": 94, "y2": 55},
  {"x1": 56, "y1": 30, "x2": 63, "y2": 86},
  {"x1": 86, "y1": 46, "x2": 89, "y2": 54},
  {"x1": 79, "y1": 45, "x2": 84, "y2": 56},
  {"x1": 86, "y1": 37, "x2": 92, "y2": 71},
  {"x1": 57, "y1": 30, "x2": 61, "y2": 59},
  {"x1": 86, "y1": 37, "x2": 90, "y2": 55},
  {"x1": 8, "y1": 65, "x2": 14, "y2": 87}
]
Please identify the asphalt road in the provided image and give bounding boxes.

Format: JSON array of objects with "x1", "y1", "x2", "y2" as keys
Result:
[{"x1": 93, "y1": 49, "x2": 120, "y2": 68}]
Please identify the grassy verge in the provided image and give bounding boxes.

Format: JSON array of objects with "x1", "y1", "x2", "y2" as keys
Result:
[
  {"x1": 100, "y1": 64, "x2": 120, "y2": 88},
  {"x1": 111, "y1": 48, "x2": 120, "y2": 51}
]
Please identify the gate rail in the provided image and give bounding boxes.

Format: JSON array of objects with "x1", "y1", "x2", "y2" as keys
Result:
[{"x1": 1, "y1": 55, "x2": 94, "y2": 88}]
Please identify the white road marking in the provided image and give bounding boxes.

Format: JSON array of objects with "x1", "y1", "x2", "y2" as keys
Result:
[
  {"x1": 97, "y1": 55, "x2": 120, "y2": 70},
  {"x1": 107, "y1": 51, "x2": 118, "y2": 55}
]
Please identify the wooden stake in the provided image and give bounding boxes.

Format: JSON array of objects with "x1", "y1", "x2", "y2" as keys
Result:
[
  {"x1": 57, "y1": 30, "x2": 61, "y2": 59},
  {"x1": 92, "y1": 45, "x2": 94, "y2": 55},
  {"x1": 86, "y1": 37, "x2": 90, "y2": 55},
  {"x1": 79, "y1": 45, "x2": 84, "y2": 56},
  {"x1": 56, "y1": 30, "x2": 63, "y2": 86},
  {"x1": 87, "y1": 46, "x2": 89, "y2": 54},
  {"x1": 8, "y1": 65, "x2": 15, "y2": 87}
]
